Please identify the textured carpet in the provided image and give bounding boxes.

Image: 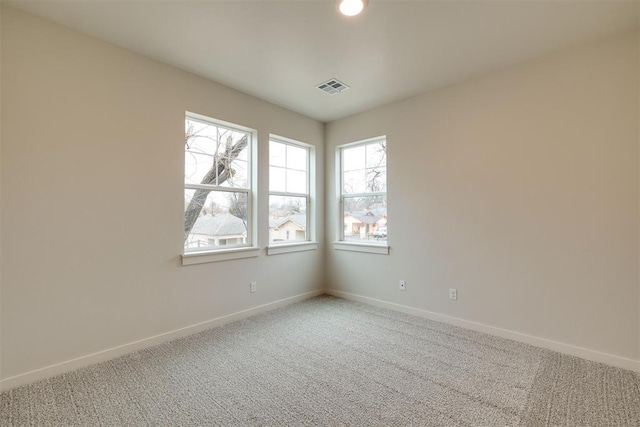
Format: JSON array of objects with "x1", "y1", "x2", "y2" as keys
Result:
[{"x1": 1, "y1": 295, "x2": 639, "y2": 426}]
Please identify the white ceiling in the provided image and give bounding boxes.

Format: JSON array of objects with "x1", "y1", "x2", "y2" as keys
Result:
[{"x1": 6, "y1": 0, "x2": 639, "y2": 122}]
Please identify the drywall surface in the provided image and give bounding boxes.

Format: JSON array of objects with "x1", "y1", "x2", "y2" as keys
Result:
[
  {"x1": 0, "y1": 7, "x2": 324, "y2": 379},
  {"x1": 0, "y1": 4, "x2": 4, "y2": 380},
  {"x1": 326, "y1": 33, "x2": 640, "y2": 360}
]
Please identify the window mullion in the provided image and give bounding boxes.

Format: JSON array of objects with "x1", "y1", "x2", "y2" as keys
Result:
[
  {"x1": 341, "y1": 192, "x2": 386, "y2": 198},
  {"x1": 185, "y1": 183, "x2": 250, "y2": 194},
  {"x1": 269, "y1": 191, "x2": 308, "y2": 198}
]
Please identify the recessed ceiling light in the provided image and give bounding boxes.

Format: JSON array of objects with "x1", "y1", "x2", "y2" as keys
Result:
[{"x1": 337, "y1": 0, "x2": 367, "y2": 17}]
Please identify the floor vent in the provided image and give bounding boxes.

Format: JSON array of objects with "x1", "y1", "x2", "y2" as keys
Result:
[{"x1": 316, "y1": 78, "x2": 350, "y2": 95}]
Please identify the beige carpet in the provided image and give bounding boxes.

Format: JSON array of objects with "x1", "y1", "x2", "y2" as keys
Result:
[{"x1": 1, "y1": 295, "x2": 639, "y2": 426}]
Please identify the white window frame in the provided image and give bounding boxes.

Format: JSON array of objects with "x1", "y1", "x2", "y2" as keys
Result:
[
  {"x1": 267, "y1": 135, "x2": 318, "y2": 255},
  {"x1": 334, "y1": 136, "x2": 389, "y2": 255},
  {"x1": 182, "y1": 112, "x2": 259, "y2": 265}
]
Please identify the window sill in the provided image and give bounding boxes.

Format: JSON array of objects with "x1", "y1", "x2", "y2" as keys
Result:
[
  {"x1": 182, "y1": 247, "x2": 260, "y2": 266},
  {"x1": 267, "y1": 241, "x2": 318, "y2": 256},
  {"x1": 333, "y1": 241, "x2": 390, "y2": 255}
]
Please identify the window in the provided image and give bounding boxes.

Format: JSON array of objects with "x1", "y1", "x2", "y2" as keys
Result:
[
  {"x1": 184, "y1": 113, "x2": 254, "y2": 254},
  {"x1": 268, "y1": 137, "x2": 311, "y2": 245},
  {"x1": 338, "y1": 137, "x2": 387, "y2": 247}
]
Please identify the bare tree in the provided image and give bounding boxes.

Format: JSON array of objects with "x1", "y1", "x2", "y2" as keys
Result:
[
  {"x1": 228, "y1": 192, "x2": 248, "y2": 229},
  {"x1": 184, "y1": 124, "x2": 248, "y2": 241}
]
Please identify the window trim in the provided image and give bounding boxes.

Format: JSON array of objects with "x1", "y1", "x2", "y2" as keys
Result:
[
  {"x1": 267, "y1": 241, "x2": 319, "y2": 256},
  {"x1": 183, "y1": 112, "x2": 258, "y2": 260},
  {"x1": 333, "y1": 241, "x2": 389, "y2": 255},
  {"x1": 335, "y1": 136, "x2": 389, "y2": 252},
  {"x1": 182, "y1": 247, "x2": 260, "y2": 266},
  {"x1": 267, "y1": 135, "x2": 316, "y2": 253}
]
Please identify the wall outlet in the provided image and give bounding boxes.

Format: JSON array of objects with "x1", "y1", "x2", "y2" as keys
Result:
[
  {"x1": 399, "y1": 280, "x2": 406, "y2": 291},
  {"x1": 250, "y1": 281, "x2": 257, "y2": 293},
  {"x1": 449, "y1": 288, "x2": 457, "y2": 300}
]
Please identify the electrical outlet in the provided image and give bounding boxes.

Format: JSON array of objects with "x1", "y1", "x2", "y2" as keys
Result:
[
  {"x1": 250, "y1": 281, "x2": 257, "y2": 293},
  {"x1": 449, "y1": 288, "x2": 457, "y2": 300},
  {"x1": 399, "y1": 280, "x2": 406, "y2": 291}
]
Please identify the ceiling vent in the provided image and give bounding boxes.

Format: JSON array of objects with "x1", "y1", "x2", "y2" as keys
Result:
[{"x1": 316, "y1": 78, "x2": 350, "y2": 95}]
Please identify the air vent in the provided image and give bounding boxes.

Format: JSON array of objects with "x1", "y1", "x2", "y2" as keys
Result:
[{"x1": 316, "y1": 78, "x2": 350, "y2": 95}]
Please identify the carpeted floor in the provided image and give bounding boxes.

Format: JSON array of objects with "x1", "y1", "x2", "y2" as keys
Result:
[{"x1": 1, "y1": 295, "x2": 639, "y2": 426}]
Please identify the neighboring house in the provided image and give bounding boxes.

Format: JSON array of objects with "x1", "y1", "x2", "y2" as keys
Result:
[
  {"x1": 344, "y1": 211, "x2": 387, "y2": 240},
  {"x1": 269, "y1": 214, "x2": 306, "y2": 242},
  {"x1": 186, "y1": 213, "x2": 247, "y2": 248}
]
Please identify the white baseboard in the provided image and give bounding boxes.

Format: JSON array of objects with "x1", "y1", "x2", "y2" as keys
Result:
[
  {"x1": 326, "y1": 289, "x2": 640, "y2": 373},
  {"x1": 0, "y1": 290, "x2": 324, "y2": 392},
  {"x1": 3, "y1": 288, "x2": 637, "y2": 392}
]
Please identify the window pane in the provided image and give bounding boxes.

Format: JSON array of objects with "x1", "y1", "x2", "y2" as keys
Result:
[
  {"x1": 269, "y1": 195, "x2": 307, "y2": 243},
  {"x1": 366, "y1": 142, "x2": 386, "y2": 168},
  {"x1": 343, "y1": 170, "x2": 366, "y2": 194},
  {"x1": 269, "y1": 140, "x2": 286, "y2": 167},
  {"x1": 270, "y1": 166, "x2": 286, "y2": 192},
  {"x1": 287, "y1": 145, "x2": 307, "y2": 172},
  {"x1": 185, "y1": 118, "x2": 249, "y2": 189},
  {"x1": 185, "y1": 120, "x2": 217, "y2": 155},
  {"x1": 342, "y1": 142, "x2": 387, "y2": 194},
  {"x1": 185, "y1": 151, "x2": 216, "y2": 186},
  {"x1": 234, "y1": 144, "x2": 248, "y2": 161},
  {"x1": 229, "y1": 158, "x2": 248, "y2": 188},
  {"x1": 343, "y1": 195, "x2": 387, "y2": 244},
  {"x1": 184, "y1": 189, "x2": 248, "y2": 251},
  {"x1": 287, "y1": 169, "x2": 307, "y2": 194},
  {"x1": 343, "y1": 145, "x2": 366, "y2": 171},
  {"x1": 365, "y1": 168, "x2": 386, "y2": 192}
]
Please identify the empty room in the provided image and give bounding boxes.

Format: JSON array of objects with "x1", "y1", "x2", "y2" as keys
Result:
[{"x1": 0, "y1": 0, "x2": 639, "y2": 425}]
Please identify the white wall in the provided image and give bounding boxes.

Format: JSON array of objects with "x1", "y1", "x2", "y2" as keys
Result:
[
  {"x1": 0, "y1": 4, "x2": 4, "y2": 381},
  {"x1": 326, "y1": 33, "x2": 640, "y2": 361},
  {"x1": 0, "y1": 7, "x2": 324, "y2": 380}
]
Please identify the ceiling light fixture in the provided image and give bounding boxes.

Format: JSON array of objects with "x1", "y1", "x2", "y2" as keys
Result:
[{"x1": 337, "y1": 0, "x2": 367, "y2": 17}]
